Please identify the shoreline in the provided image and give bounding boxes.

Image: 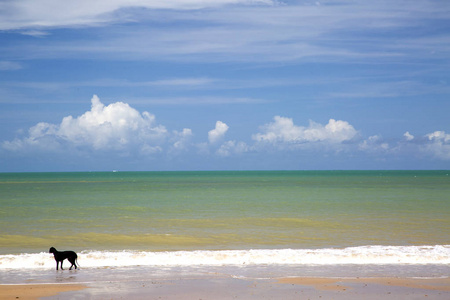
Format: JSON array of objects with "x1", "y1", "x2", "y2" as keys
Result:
[{"x1": 1, "y1": 277, "x2": 448, "y2": 300}]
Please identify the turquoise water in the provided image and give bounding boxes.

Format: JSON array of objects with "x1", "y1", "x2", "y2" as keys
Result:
[{"x1": 1, "y1": 171, "x2": 449, "y2": 255}]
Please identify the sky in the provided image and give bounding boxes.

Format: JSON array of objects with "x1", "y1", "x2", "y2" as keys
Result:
[{"x1": 0, "y1": 0, "x2": 449, "y2": 172}]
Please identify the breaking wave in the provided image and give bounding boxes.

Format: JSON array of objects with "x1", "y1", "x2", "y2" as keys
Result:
[{"x1": 1, "y1": 245, "x2": 449, "y2": 270}]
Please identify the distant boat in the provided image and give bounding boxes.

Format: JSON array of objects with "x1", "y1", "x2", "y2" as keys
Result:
[{"x1": 112, "y1": 170, "x2": 118, "y2": 173}]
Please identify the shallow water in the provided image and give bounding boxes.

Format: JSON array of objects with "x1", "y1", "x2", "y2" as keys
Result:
[
  {"x1": 0, "y1": 171, "x2": 449, "y2": 280},
  {"x1": 1, "y1": 171, "x2": 449, "y2": 252}
]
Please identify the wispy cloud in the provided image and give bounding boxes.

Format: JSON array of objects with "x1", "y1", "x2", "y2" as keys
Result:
[
  {"x1": 19, "y1": 30, "x2": 50, "y2": 37},
  {"x1": 0, "y1": 0, "x2": 275, "y2": 30},
  {"x1": 0, "y1": 76, "x2": 337, "y2": 92},
  {"x1": 1, "y1": 1, "x2": 449, "y2": 63},
  {"x1": 2, "y1": 77, "x2": 213, "y2": 88},
  {"x1": 0, "y1": 77, "x2": 273, "y2": 104},
  {"x1": 0, "y1": 61, "x2": 22, "y2": 71},
  {"x1": 327, "y1": 80, "x2": 450, "y2": 99},
  {"x1": 123, "y1": 96, "x2": 269, "y2": 106}
]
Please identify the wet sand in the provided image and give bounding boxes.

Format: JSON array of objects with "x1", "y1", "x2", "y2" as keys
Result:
[
  {"x1": 1, "y1": 277, "x2": 449, "y2": 299},
  {"x1": 278, "y1": 277, "x2": 450, "y2": 299},
  {"x1": 279, "y1": 276, "x2": 450, "y2": 291},
  {"x1": 0, "y1": 284, "x2": 86, "y2": 300}
]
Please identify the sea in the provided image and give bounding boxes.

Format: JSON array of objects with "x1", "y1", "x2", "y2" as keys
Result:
[{"x1": 0, "y1": 170, "x2": 449, "y2": 285}]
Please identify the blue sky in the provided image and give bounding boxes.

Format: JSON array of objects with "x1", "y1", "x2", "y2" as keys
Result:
[{"x1": 0, "y1": 0, "x2": 449, "y2": 171}]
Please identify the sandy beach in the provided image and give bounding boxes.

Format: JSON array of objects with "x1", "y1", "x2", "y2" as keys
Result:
[
  {"x1": 0, "y1": 284, "x2": 86, "y2": 300},
  {"x1": 1, "y1": 277, "x2": 449, "y2": 300}
]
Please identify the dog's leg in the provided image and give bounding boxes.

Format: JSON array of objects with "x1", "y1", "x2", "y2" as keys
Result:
[
  {"x1": 60, "y1": 260, "x2": 64, "y2": 270},
  {"x1": 56, "y1": 261, "x2": 59, "y2": 270},
  {"x1": 68, "y1": 258, "x2": 77, "y2": 270}
]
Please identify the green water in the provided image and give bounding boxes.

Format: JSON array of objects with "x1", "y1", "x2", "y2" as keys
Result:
[{"x1": 0, "y1": 171, "x2": 449, "y2": 254}]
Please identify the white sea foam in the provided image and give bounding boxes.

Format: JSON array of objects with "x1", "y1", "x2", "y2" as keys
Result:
[{"x1": 0, "y1": 245, "x2": 449, "y2": 270}]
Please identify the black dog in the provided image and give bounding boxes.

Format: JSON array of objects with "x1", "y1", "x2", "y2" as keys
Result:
[{"x1": 49, "y1": 247, "x2": 78, "y2": 270}]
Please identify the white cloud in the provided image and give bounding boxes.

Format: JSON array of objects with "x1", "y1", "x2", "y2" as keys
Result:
[
  {"x1": 3, "y1": 96, "x2": 450, "y2": 166},
  {"x1": 404, "y1": 131, "x2": 414, "y2": 141},
  {"x1": 2, "y1": 95, "x2": 169, "y2": 153},
  {"x1": 59, "y1": 95, "x2": 167, "y2": 150},
  {"x1": 253, "y1": 116, "x2": 358, "y2": 146},
  {"x1": 426, "y1": 131, "x2": 450, "y2": 143},
  {"x1": 208, "y1": 121, "x2": 229, "y2": 144},
  {"x1": 422, "y1": 130, "x2": 450, "y2": 160},
  {"x1": 20, "y1": 30, "x2": 50, "y2": 37},
  {"x1": 216, "y1": 140, "x2": 249, "y2": 157},
  {"x1": 140, "y1": 144, "x2": 163, "y2": 155},
  {"x1": 3, "y1": 1, "x2": 448, "y2": 64},
  {"x1": 359, "y1": 130, "x2": 450, "y2": 161},
  {"x1": 0, "y1": 0, "x2": 274, "y2": 30},
  {"x1": 2, "y1": 122, "x2": 61, "y2": 153},
  {"x1": 358, "y1": 135, "x2": 389, "y2": 153},
  {"x1": 205, "y1": 120, "x2": 249, "y2": 157},
  {"x1": 170, "y1": 128, "x2": 193, "y2": 153}
]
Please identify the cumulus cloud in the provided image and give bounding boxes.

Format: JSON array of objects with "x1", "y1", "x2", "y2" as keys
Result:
[
  {"x1": 3, "y1": 95, "x2": 169, "y2": 153},
  {"x1": 4, "y1": 97, "x2": 450, "y2": 167},
  {"x1": 358, "y1": 135, "x2": 389, "y2": 153},
  {"x1": 362, "y1": 130, "x2": 450, "y2": 161},
  {"x1": 205, "y1": 121, "x2": 250, "y2": 157},
  {"x1": 403, "y1": 131, "x2": 414, "y2": 141},
  {"x1": 60, "y1": 95, "x2": 168, "y2": 150},
  {"x1": 208, "y1": 121, "x2": 229, "y2": 144},
  {"x1": 252, "y1": 116, "x2": 358, "y2": 146},
  {"x1": 216, "y1": 140, "x2": 249, "y2": 157},
  {"x1": 422, "y1": 130, "x2": 450, "y2": 160},
  {"x1": 170, "y1": 128, "x2": 193, "y2": 153},
  {"x1": 426, "y1": 131, "x2": 450, "y2": 143}
]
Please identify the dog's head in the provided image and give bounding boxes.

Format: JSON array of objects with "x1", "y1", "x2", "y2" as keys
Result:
[{"x1": 49, "y1": 247, "x2": 56, "y2": 253}]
